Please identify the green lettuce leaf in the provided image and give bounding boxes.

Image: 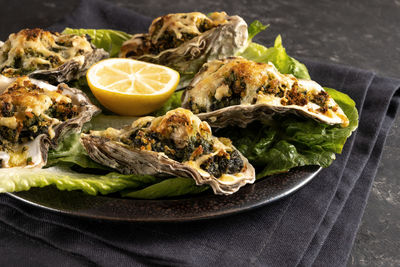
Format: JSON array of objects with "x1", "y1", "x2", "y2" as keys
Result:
[
  {"x1": 68, "y1": 77, "x2": 123, "y2": 115},
  {"x1": 47, "y1": 133, "x2": 109, "y2": 170},
  {"x1": 247, "y1": 20, "x2": 269, "y2": 41},
  {"x1": 152, "y1": 90, "x2": 183, "y2": 117},
  {"x1": 240, "y1": 35, "x2": 311, "y2": 80},
  {"x1": 121, "y1": 177, "x2": 209, "y2": 199},
  {"x1": 217, "y1": 87, "x2": 358, "y2": 178},
  {"x1": 62, "y1": 28, "x2": 132, "y2": 57},
  {"x1": 89, "y1": 114, "x2": 137, "y2": 130},
  {"x1": 47, "y1": 114, "x2": 138, "y2": 170},
  {"x1": 68, "y1": 77, "x2": 106, "y2": 111},
  {"x1": 0, "y1": 166, "x2": 159, "y2": 195}
]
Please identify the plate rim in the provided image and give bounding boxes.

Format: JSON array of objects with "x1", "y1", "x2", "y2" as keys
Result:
[{"x1": 7, "y1": 165, "x2": 322, "y2": 222}]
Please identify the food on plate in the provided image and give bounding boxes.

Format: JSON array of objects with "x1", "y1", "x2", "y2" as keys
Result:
[
  {"x1": 0, "y1": 28, "x2": 109, "y2": 83},
  {"x1": 86, "y1": 58, "x2": 179, "y2": 116},
  {"x1": 0, "y1": 75, "x2": 100, "y2": 168},
  {"x1": 120, "y1": 12, "x2": 248, "y2": 87},
  {"x1": 0, "y1": 14, "x2": 359, "y2": 199},
  {"x1": 182, "y1": 57, "x2": 349, "y2": 128},
  {"x1": 81, "y1": 108, "x2": 255, "y2": 195}
]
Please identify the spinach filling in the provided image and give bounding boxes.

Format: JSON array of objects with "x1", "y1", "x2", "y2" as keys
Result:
[
  {"x1": 148, "y1": 16, "x2": 216, "y2": 55},
  {"x1": 18, "y1": 114, "x2": 51, "y2": 142},
  {"x1": 45, "y1": 102, "x2": 78, "y2": 121},
  {"x1": 124, "y1": 129, "x2": 213, "y2": 162},
  {"x1": 0, "y1": 114, "x2": 49, "y2": 144},
  {"x1": 1, "y1": 102, "x2": 15, "y2": 117},
  {"x1": 200, "y1": 150, "x2": 244, "y2": 178},
  {"x1": 310, "y1": 91, "x2": 331, "y2": 113},
  {"x1": 0, "y1": 127, "x2": 17, "y2": 143},
  {"x1": 210, "y1": 71, "x2": 247, "y2": 111},
  {"x1": 150, "y1": 29, "x2": 197, "y2": 54},
  {"x1": 256, "y1": 80, "x2": 285, "y2": 98},
  {"x1": 122, "y1": 127, "x2": 244, "y2": 178},
  {"x1": 0, "y1": 103, "x2": 78, "y2": 144}
]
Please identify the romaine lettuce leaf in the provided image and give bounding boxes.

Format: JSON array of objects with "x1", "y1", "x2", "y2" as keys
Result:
[
  {"x1": 62, "y1": 28, "x2": 132, "y2": 57},
  {"x1": 121, "y1": 177, "x2": 209, "y2": 199},
  {"x1": 89, "y1": 114, "x2": 137, "y2": 130},
  {"x1": 240, "y1": 36, "x2": 311, "y2": 80},
  {"x1": 217, "y1": 87, "x2": 358, "y2": 178},
  {"x1": 247, "y1": 20, "x2": 269, "y2": 41},
  {"x1": 47, "y1": 114, "x2": 139, "y2": 170},
  {"x1": 152, "y1": 90, "x2": 184, "y2": 117},
  {"x1": 47, "y1": 133, "x2": 99, "y2": 168},
  {"x1": 68, "y1": 77, "x2": 106, "y2": 111},
  {"x1": 0, "y1": 166, "x2": 159, "y2": 195}
]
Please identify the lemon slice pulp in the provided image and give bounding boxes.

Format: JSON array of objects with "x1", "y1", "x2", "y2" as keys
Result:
[{"x1": 87, "y1": 58, "x2": 180, "y2": 116}]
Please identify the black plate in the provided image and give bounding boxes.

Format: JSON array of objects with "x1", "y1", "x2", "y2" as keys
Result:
[{"x1": 8, "y1": 165, "x2": 321, "y2": 222}]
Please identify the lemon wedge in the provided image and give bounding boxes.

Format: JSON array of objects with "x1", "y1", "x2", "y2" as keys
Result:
[{"x1": 86, "y1": 58, "x2": 179, "y2": 116}]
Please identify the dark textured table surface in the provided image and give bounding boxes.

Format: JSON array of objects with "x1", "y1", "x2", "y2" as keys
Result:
[{"x1": 0, "y1": 0, "x2": 399, "y2": 266}]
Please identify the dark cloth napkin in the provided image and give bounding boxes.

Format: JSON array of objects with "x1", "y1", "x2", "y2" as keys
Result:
[{"x1": 1, "y1": 0, "x2": 399, "y2": 266}]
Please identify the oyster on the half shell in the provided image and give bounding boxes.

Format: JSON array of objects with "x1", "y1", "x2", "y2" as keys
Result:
[
  {"x1": 0, "y1": 28, "x2": 109, "y2": 84},
  {"x1": 182, "y1": 57, "x2": 349, "y2": 128},
  {"x1": 0, "y1": 75, "x2": 100, "y2": 168},
  {"x1": 81, "y1": 108, "x2": 255, "y2": 195},
  {"x1": 120, "y1": 12, "x2": 248, "y2": 88}
]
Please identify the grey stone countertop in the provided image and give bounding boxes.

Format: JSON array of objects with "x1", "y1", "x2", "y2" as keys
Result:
[{"x1": 0, "y1": 0, "x2": 398, "y2": 266}]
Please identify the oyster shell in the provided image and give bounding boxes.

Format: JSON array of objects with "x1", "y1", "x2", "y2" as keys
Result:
[
  {"x1": 182, "y1": 57, "x2": 349, "y2": 128},
  {"x1": 0, "y1": 28, "x2": 109, "y2": 84},
  {"x1": 0, "y1": 75, "x2": 100, "y2": 168},
  {"x1": 120, "y1": 12, "x2": 248, "y2": 88},
  {"x1": 81, "y1": 108, "x2": 255, "y2": 195}
]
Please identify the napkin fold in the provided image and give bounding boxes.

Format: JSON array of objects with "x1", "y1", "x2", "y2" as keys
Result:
[{"x1": 1, "y1": 0, "x2": 399, "y2": 266}]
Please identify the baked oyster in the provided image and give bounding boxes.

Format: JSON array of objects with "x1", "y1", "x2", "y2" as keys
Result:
[
  {"x1": 0, "y1": 28, "x2": 109, "y2": 84},
  {"x1": 0, "y1": 75, "x2": 100, "y2": 168},
  {"x1": 182, "y1": 57, "x2": 349, "y2": 128},
  {"x1": 81, "y1": 108, "x2": 255, "y2": 195},
  {"x1": 120, "y1": 12, "x2": 248, "y2": 88}
]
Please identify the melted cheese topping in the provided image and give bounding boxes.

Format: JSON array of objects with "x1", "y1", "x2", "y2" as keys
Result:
[
  {"x1": 0, "y1": 28, "x2": 93, "y2": 76},
  {"x1": 7, "y1": 146, "x2": 29, "y2": 167},
  {"x1": 0, "y1": 76, "x2": 78, "y2": 167},
  {"x1": 0, "y1": 137, "x2": 43, "y2": 168},
  {"x1": 0, "y1": 76, "x2": 71, "y2": 116},
  {"x1": 149, "y1": 12, "x2": 228, "y2": 42},
  {"x1": 97, "y1": 108, "x2": 212, "y2": 146},
  {"x1": 184, "y1": 57, "x2": 349, "y2": 127},
  {"x1": 0, "y1": 117, "x2": 17, "y2": 129},
  {"x1": 149, "y1": 108, "x2": 210, "y2": 140}
]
